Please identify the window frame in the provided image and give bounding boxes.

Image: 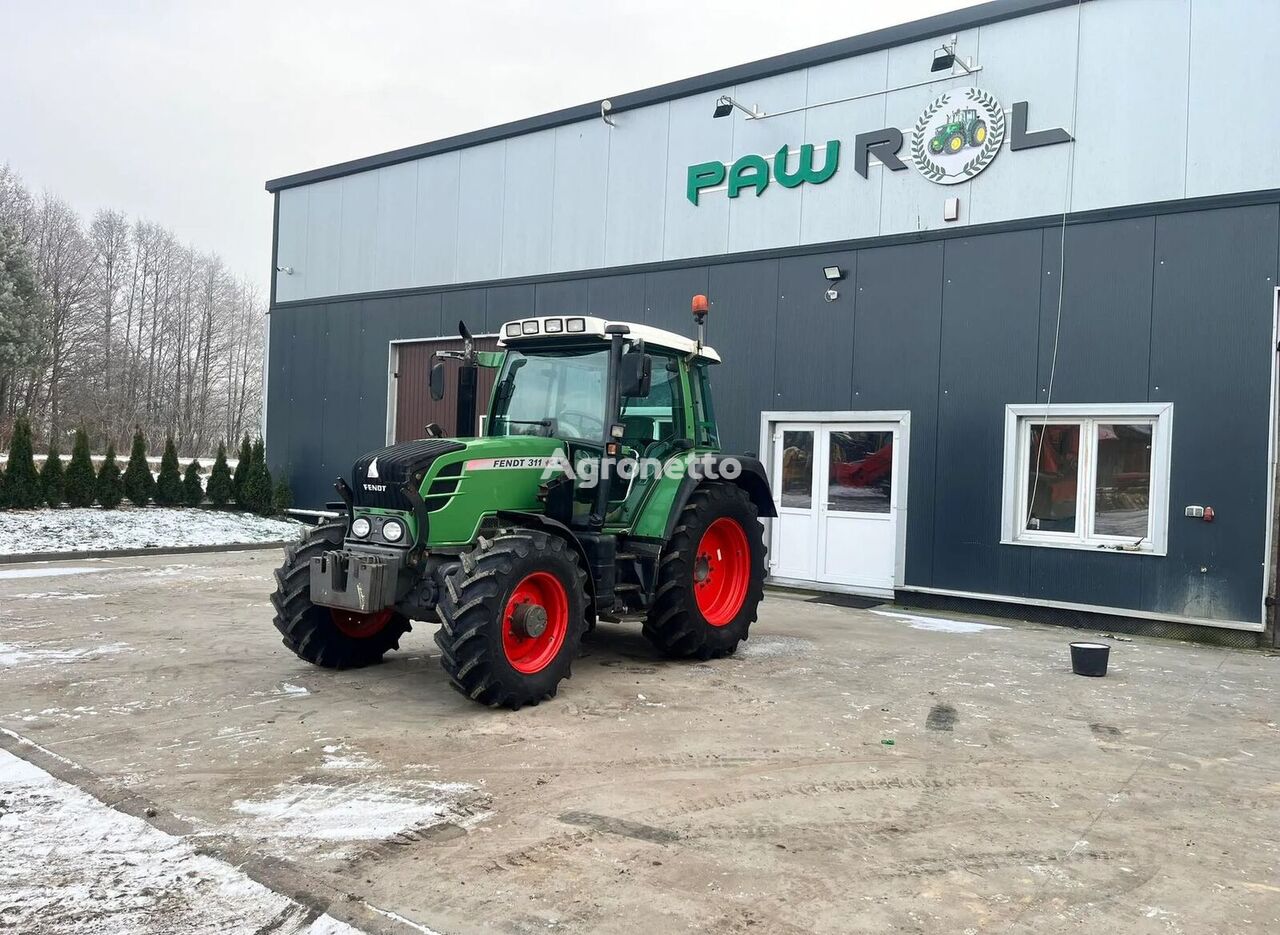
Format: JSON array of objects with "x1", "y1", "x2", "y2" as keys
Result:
[{"x1": 1000, "y1": 402, "x2": 1173, "y2": 556}]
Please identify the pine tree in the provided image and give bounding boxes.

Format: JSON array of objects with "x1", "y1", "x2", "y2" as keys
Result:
[
  {"x1": 3, "y1": 417, "x2": 43, "y2": 509},
  {"x1": 271, "y1": 477, "x2": 293, "y2": 515},
  {"x1": 40, "y1": 441, "x2": 65, "y2": 508},
  {"x1": 123, "y1": 427, "x2": 155, "y2": 507},
  {"x1": 232, "y1": 434, "x2": 252, "y2": 506},
  {"x1": 64, "y1": 429, "x2": 97, "y2": 508},
  {"x1": 242, "y1": 437, "x2": 273, "y2": 515},
  {"x1": 97, "y1": 443, "x2": 124, "y2": 510},
  {"x1": 182, "y1": 459, "x2": 204, "y2": 507},
  {"x1": 206, "y1": 441, "x2": 233, "y2": 508},
  {"x1": 155, "y1": 436, "x2": 183, "y2": 506}
]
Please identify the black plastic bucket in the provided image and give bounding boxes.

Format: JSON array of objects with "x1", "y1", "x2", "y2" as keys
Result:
[{"x1": 1070, "y1": 641, "x2": 1110, "y2": 677}]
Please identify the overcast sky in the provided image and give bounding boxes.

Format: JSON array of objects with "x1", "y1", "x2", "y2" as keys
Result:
[{"x1": 1, "y1": 0, "x2": 971, "y2": 292}]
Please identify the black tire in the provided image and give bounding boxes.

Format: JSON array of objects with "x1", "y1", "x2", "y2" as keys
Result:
[
  {"x1": 643, "y1": 483, "x2": 767, "y2": 660},
  {"x1": 435, "y1": 529, "x2": 588, "y2": 709},
  {"x1": 270, "y1": 522, "x2": 411, "y2": 669}
]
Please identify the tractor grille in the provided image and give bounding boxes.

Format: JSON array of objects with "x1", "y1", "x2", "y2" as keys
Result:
[{"x1": 351, "y1": 439, "x2": 464, "y2": 510}]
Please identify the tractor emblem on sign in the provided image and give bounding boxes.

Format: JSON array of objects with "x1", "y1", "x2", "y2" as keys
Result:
[{"x1": 911, "y1": 86, "x2": 1005, "y2": 185}]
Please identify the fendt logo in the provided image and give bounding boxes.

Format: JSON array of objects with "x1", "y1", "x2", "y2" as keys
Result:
[{"x1": 686, "y1": 92, "x2": 1069, "y2": 205}]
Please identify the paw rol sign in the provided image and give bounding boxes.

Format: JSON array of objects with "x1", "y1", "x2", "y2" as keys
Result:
[{"x1": 686, "y1": 90, "x2": 1069, "y2": 204}]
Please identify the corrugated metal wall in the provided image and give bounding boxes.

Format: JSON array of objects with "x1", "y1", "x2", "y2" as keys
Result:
[
  {"x1": 272, "y1": 0, "x2": 1280, "y2": 304},
  {"x1": 267, "y1": 202, "x2": 1280, "y2": 627}
]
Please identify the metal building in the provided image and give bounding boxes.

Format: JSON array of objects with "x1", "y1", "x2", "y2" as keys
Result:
[{"x1": 264, "y1": 0, "x2": 1280, "y2": 642}]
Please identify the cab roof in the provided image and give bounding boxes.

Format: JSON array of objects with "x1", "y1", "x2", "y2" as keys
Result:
[{"x1": 497, "y1": 315, "x2": 721, "y2": 363}]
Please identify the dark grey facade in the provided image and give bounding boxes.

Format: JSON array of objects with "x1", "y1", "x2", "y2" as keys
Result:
[{"x1": 267, "y1": 198, "x2": 1280, "y2": 632}]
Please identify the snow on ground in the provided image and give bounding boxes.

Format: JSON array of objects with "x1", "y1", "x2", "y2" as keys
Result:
[
  {"x1": 0, "y1": 507, "x2": 301, "y2": 555},
  {"x1": 0, "y1": 640, "x2": 129, "y2": 669},
  {"x1": 872, "y1": 608, "x2": 1009, "y2": 634},
  {"x1": 0, "y1": 747, "x2": 362, "y2": 935}
]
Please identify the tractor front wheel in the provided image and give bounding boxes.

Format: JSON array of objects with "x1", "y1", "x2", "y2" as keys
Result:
[
  {"x1": 644, "y1": 483, "x2": 766, "y2": 660},
  {"x1": 435, "y1": 529, "x2": 587, "y2": 708},
  {"x1": 271, "y1": 522, "x2": 411, "y2": 669}
]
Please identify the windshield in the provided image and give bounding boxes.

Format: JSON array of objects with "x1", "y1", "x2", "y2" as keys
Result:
[{"x1": 489, "y1": 347, "x2": 609, "y2": 442}]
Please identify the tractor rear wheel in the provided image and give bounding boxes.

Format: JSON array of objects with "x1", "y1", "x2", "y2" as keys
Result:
[
  {"x1": 271, "y1": 522, "x2": 411, "y2": 669},
  {"x1": 435, "y1": 529, "x2": 588, "y2": 708},
  {"x1": 643, "y1": 483, "x2": 766, "y2": 660}
]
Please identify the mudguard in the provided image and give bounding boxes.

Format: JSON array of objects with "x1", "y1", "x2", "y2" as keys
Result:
[{"x1": 662, "y1": 455, "x2": 776, "y2": 541}]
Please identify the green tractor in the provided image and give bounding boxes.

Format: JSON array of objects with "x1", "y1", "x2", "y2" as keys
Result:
[
  {"x1": 927, "y1": 107, "x2": 988, "y2": 155},
  {"x1": 270, "y1": 296, "x2": 775, "y2": 708}
]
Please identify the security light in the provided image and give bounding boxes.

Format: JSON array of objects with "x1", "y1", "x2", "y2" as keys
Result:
[
  {"x1": 930, "y1": 45, "x2": 956, "y2": 72},
  {"x1": 823, "y1": 266, "x2": 844, "y2": 282},
  {"x1": 713, "y1": 95, "x2": 764, "y2": 119},
  {"x1": 713, "y1": 97, "x2": 733, "y2": 118}
]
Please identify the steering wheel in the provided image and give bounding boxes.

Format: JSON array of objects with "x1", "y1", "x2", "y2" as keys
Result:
[
  {"x1": 423, "y1": 422, "x2": 446, "y2": 438},
  {"x1": 556, "y1": 409, "x2": 605, "y2": 439}
]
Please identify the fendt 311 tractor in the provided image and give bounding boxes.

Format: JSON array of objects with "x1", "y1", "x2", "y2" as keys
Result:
[{"x1": 270, "y1": 296, "x2": 775, "y2": 708}]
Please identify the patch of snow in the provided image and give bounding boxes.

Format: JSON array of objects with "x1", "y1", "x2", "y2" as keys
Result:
[
  {"x1": 0, "y1": 565, "x2": 122, "y2": 579},
  {"x1": 11, "y1": 591, "x2": 103, "y2": 600},
  {"x1": 736, "y1": 636, "x2": 814, "y2": 658},
  {"x1": 871, "y1": 609, "x2": 1009, "y2": 634},
  {"x1": 0, "y1": 640, "x2": 129, "y2": 668},
  {"x1": 0, "y1": 747, "x2": 368, "y2": 934},
  {"x1": 233, "y1": 779, "x2": 477, "y2": 842},
  {"x1": 0, "y1": 507, "x2": 302, "y2": 556}
]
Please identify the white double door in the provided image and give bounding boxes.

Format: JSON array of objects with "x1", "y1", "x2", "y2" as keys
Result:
[{"x1": 768, "y1": 419, "x2": 904, "y2": 595}]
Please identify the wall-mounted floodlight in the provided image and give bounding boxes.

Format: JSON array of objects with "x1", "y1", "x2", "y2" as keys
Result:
[
  {"x1": 275, "y1": 265, "x2": 294, "y2": 275},
  {"x1": 601, "y1": 99, "x2": 616, "y2": 128},
  {"x1": 823, "y1": 266, "x2": 844, "y2": 282},
  {"x1": 713, "y1": 95, "x2": 765, "y2": 119},
  {"x1": 931, "y1": 35, "x2": 975, "y2": 74}
]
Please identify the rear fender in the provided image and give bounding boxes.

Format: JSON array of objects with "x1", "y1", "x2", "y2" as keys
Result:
[{"x1": 662, "y1": 455, "x2": 776, "y2": 541}]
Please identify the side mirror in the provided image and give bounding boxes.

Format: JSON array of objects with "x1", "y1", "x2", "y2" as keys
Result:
[
  {"x1": 620, "y1": 351, "x2": 652, "y2": 398},
  {"x1": 429, "y1": 360, "x2": 445, "y2": 401}
]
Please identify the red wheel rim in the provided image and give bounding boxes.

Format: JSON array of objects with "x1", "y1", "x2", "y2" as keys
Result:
[
  {"x1": 694, "y1": 518, "x2": 751, "y2": 627},
  {"x1": 331, "y1": 608, "x2": 393, "y2": 639},
  {"x1": 502, "y1": 571, "x2": 570, "y2": 674}
]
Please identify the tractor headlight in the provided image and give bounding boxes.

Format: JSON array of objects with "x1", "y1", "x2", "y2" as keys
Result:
[
  {"x1": 381, "y1": 519, "x2": 404, "y2": 543},
  {"x1": 351, "y1": 517, "x2": 371, "y2": 538}
]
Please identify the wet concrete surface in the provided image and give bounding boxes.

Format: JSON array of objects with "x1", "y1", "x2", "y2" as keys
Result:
[{"x1": 1, "y1": 549, "x2": 1278, "y2": 934}]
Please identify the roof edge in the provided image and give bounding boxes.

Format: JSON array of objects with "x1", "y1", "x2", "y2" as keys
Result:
[{"x1": 264, "y1": 0, "x2": 1085, "y2": 193}]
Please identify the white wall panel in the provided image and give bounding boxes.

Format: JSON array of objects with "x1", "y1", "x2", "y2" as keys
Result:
[
  {"x1": 603, "y1": 102, "x2": 669, "y2": 268},
  {"x1": 799, "y1": 50, "x2": 888, "y2": 245},
  {"x1": 412, "y1": 153, "x2": 460, "y2": 287},
  {"x1": 726, "y1": 71, "x2": 808, "y2": 254},
  {"x1": 373, "y1": 162, "x2": 417, "y2": 291},
  {"x1": 1070, "y1": 0, "x2": 1190, "y2": 212},
  {"x1": 275, "y1": 186, "x2": 308, "y2": 302},
  {"x1": 303, "y1": 179, "x2": 342, "y2": 299},
  {"x1": 550, "y1": 121, "x2": 609, "y2": 272},
  {"x1": 500, "y1": 130, "x2": 556, "y2": 278},
  {"x1": 338, "y1": 171, "x2": 378, "y2": 295},
  {"x1": 1186, "y1": 0, "x2": 1280, "y2": 198},
  {"x1": 663, "y1": 90, "x2": 734, "y2": 260},
  {"x1": 455, "y1": 141, "x2": 507, "y2": 283}
]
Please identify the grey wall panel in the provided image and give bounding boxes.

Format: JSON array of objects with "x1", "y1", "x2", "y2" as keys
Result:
[
  {"x1": 663, "y1": 90, "x2": 734, "y2": 261},
  {"x1": 773, "y1": 253, "x2": 855, "y2": 411},
  {"x1": 1037, "y1": 217, "x2": 1155, "y2": 403},
  {"x1": 338, "y1": 171, "x2": 379, "y2": 296},
  {"x1": 1186, "y1": 0, "x2": 1280, "y2": 199},
  {"x1": 549, "y1": 122, "x2": 609, "y2": 273},
  {"x1": 392, "y1": 292, "x2": 444, "y2": 341},
  {"x1": 264, "y1": 310, "x2": 295, "y2": 473},
  {"x1": 499, "y1": 130, "x2": 555, "y2": 278},
  {"x1": 932, "y1": 230, "x2": 1043, "y2": 593},
  {"x1": 303, "y1": 180, "x2": 342, "y2": 299},
  {"x1": 485, "y1": 284, "x2": 536, "y2": 333},
  {"x1": 798, "y1": 51, "x2": 888, "y2": 246},
  {"x1": 1146, "y1": 205, "x2": 1279, "y2": 623},
  {"x1": 1070, "y1": 0, "x2": 1190, "y2": 212},
  {"x1": 442, "y1": 289, "x2": 486, "y2": 339},
  {"x1": 851, "y1": 241, "x2": 945, "y2": 586},
  {"x1": 317, "y1": 303, "x2": 365, "y2": 488},
  {"x1": 455, "y1": 142, "x2": 507, "y2": 283},
  {"x1": 965, "y1": 5, "x2": 1079, "y2": 225},
  {"x1": 642, "y1": 266, "x2": 710, "y2": 337},
  {"x1": 706, "y1": 260, "x2": 779, "y2": 455},
  {"x1": 587, "y1": 274, "x2": 646, "y2": 322},
  {"x1": 535, "y1": 279, "x2": 590, "y2": 317},
  {"x1": 726, "y1": 71, "x2": 808, "y2": 255},
  {"x1": 412, "y1": 153, "x2": 460, "y2": 287},
  {"x1": 1025, "y1": 548, "x2": 1145, "y2": 608},
  {"x1": 373, "y1": 162, "x2": 418, "y2": 291},
  {"x1": 274, "y1": 188, "x2": 309, "y2": 303},
  {"x1": 603, "y1": 102, "x2": 670, "y2": 269},
  {"x1": 288, "y1": 307, "x2": 329, "y2": 498}
]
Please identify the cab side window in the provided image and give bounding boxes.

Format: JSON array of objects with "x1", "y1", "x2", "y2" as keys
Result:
[
  {"x1": 620, "y1": 353, "x2": 684, "y2": 455},
  {"x1": 690, "y1": 363, "x2": 719, "y2": 449}
]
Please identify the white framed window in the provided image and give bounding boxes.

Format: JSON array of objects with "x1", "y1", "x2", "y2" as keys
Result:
[{"x1": 1000, "y1": 403, "x2": 1173, "y2": 555}]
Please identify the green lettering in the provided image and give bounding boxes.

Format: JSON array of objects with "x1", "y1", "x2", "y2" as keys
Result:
[
  {"x1": 727, "y1": 154, "x2": 769, "y2": 198},
  {"x1": 686, "y1": 161, "x2": 726, "y2": 205},
  {"x1": 774, "y1": 141, "x2": 840, "y2": 188}
]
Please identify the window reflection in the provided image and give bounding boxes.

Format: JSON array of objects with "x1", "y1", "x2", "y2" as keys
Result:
[
  {"x1": 1094, "y1": 423, "x2": 1152, "y2": 538},
  {"x1": 1026, "y1": 423, "x2": 1079, "y2": 533},
  {"x1": 781, "y1": 431, "x2": 813, "y2": 508},
  {"x1": 828, "y1": 431, "x2": 892, "y2": 513}
]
